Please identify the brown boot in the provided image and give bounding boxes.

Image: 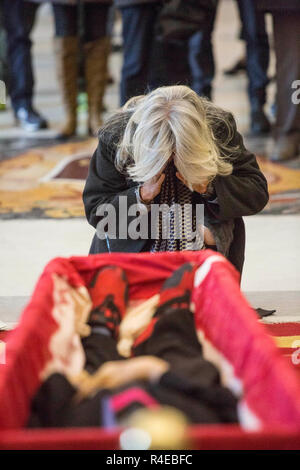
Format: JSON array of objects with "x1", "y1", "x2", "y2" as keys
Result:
[
  {"x1": 54, "y1": 36, "x2": 78, "y2": 139},
  {"x1": 84, "y1": 37, "x2": 110, "y2": 136}
]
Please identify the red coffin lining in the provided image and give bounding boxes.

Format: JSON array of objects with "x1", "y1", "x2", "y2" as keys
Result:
[{"x1": 1, "y1": 250, "x2": 300, "y2": 434}]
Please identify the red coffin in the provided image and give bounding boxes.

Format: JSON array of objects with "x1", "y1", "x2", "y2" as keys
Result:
[{"x1": 0, "y1": 250, "x2": 300, "y2": 449}]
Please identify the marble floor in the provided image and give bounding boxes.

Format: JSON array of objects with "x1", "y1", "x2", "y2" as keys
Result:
[{"x1": 0, "y1": 1, "x2": 299, "y2": 327}]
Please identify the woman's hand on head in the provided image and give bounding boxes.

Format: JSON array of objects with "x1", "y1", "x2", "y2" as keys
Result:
[
  {"x1": 140, "y1": 173, "x2": 165, "y2": 204},
  {"x1": 176, "y1": 172, "x2": 209, "y2": 194}
]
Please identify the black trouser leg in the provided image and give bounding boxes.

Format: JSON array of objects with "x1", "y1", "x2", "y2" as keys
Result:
[
  {"x1": 82, "y1": 331, "x2": 123, "y2": 374},
  {"x1": 133, "y1": 309, "x2": 220, "y2": 387},
  {"x1": 84, "y1": 4, "x2": 109, "y2": 41},
  {"x1": 53, "y1": 3, "x2": 109, "y2": 41},
  {"x1": 154, "y1": 39, "x2": 190, "y2": 89},
  {"x1": 2, "y1": 0, "x2": 38, "y2": 111},
  {"x1": 273, "y1": 12, "x2": 300, "y2": 136},
  {"x1": 52, "y1": 4, "x2": 77, "y2": 37},
  {"x1": 237, "y1": 0, "x2": 269, "y2": 109},
  {"x1": 188, "y1": 6, "x2": 217, "y2": 99},
  {"x1": 119, "y1": 3, "x2": 160, "y2": 105}
]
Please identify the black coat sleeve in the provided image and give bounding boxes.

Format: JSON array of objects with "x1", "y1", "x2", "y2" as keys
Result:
[
  {"x1": 211, "y1": 113, "x2": 269, "y2": 220},
  {"x1": 83, "y1": 135, "x2": 138, "y2": 229}
]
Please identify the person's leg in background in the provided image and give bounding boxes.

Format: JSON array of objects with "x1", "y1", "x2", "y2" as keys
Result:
[
  {"x1": 150, "y1": 37, "x2": 190, "y2": 90},
  {"x1": 188, "y1": 5, "x2": 218, "y2": 100},
  {"x1": 0, "y1": 4, "x2": 9, "y2": 96},
  {"x1": 223, "y1": 23, "x2": 247, "y2": 77},
  {"x1": 52, "y1": 4, "x2": 79, "y2": 139},
  {"x1": 237, "y1": 0, "x2": 270, "y2": 135},
  {"x1": 270, "y1": 11, "x2": 300, "y2": 161},
  {"x1": 105, "y1": 5, "x2": 117, "y2": 84},
  {"x1": 2, "y1": 0, "x2": 48, "y2": 131},
  {"x1": 83, "y1": 3, "x2": 110, "y2": 136},
  {"x1": 53, "y1": 3, "x2": 110, "y2": 138},
  {"x1": 119, "y1": 3, "x2": 160, "y2": 106}
]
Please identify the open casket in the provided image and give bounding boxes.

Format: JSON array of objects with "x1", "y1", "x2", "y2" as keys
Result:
[{"x1": 1, "y1": 250, "x2": 300, "y2": 450}]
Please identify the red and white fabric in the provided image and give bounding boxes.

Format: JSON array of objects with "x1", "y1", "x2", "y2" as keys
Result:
[{"x1": 0, "y1": 250, "x2": 300, "y2": 448}]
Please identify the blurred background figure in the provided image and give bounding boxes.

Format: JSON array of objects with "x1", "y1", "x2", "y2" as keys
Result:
[
  {"x1": 42, "y1": 0, "x2": 112, "y2": 138},
  {"x1": 0, "y1": 4, "x2": 9, "y2": 109},
  {"x1": 2, "y1": 0, "x2": 48, "y2": 131},
  {"x1": 236, "y1": 0, "x2": 270, "y2": 136},
  {"x1": 115, "y1": 0, "x2": 165, "y2": 106},
  {"x1": 3, "y1": 0, "x2": 112, "y2": 138},
  {"x1": 115, "y1": 0, "x2": 197, "y2": 106},
  {"x1": 255, "y1": 0, "x2": 300, "y2": 161},
  {"x1": 188, "y1": 1, "x2": 218, "y2": 101},
  {"x1": 189, "y1": 0, "x2": 270, "y2": 135},
  {"x1": 120, "y1": 0, "x2": 270, "y2": 137}
]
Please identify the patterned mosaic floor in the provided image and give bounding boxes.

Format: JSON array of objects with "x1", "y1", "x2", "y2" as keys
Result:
[
  {"x1": 257, "y1": 156, "x2": 300, "y2": 215},
  {"x1": 0, "y1": 138, "x2": 300, "y2": 219},
  {"x1": 0, "y1": 139, "x2": 96, "y2": 219}
]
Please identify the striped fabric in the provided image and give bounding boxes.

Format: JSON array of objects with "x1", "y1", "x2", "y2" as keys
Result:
[{"x1": 151, "y1": 163, "x2": 204, "y2": 252}]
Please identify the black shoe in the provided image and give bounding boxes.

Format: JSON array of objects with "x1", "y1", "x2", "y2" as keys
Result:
[
  {"x1": 15, "y1": 105, "x2": 48, "y2": 132},
  {"x1": 250, "y1": 108, "x2": 271, "y2": 136}
]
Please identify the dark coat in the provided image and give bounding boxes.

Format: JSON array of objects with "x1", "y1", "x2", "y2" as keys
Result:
[
  {"x1": 83, "y1": 111, "x2": 269, "y2": 275},
  {"x1": 254, "y1": 0, "x2": 300, "y2": 12}
]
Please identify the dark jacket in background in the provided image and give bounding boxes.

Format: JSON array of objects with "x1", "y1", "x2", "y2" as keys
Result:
[{"x1": 83, "y1": 110, "x2": 269, "y2": 275}]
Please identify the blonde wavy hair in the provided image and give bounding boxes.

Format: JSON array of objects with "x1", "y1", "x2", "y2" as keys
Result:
[{"x1": 115, "y1": 85, "x2": 236, "y2": 189}]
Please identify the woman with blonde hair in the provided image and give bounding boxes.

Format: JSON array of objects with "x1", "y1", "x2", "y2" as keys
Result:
[{"x1": 83, "y1": 85, "x2": 268, "y2": 274}]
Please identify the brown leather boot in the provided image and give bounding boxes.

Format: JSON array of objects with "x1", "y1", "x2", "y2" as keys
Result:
[
  {"x1": 84, "y1": 37, "x2": 110, "y2": 136},
  {"x1": 54, "y1": 36, "x2": 78, "y2": 139}
]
